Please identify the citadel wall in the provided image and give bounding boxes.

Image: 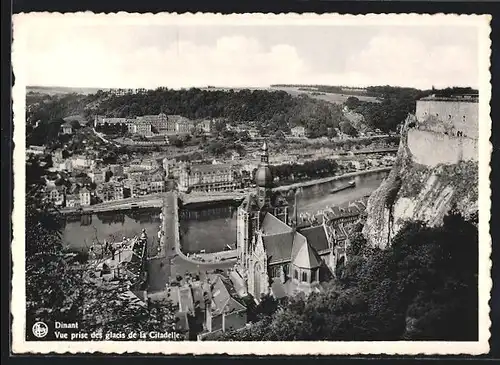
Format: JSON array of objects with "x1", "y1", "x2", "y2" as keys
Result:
[
  {"x1": 408, "y1": 98, "x2": 479, "y2": 167},
  {"x1": 415, "y1": 99, "x2": 478, "y2": 139},
  {"x1": 407, "y1": 129, "x2": 478, "y2": 167}
]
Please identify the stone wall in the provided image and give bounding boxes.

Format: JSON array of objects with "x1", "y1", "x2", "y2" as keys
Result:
[
  {"x1": 407, "y1": 129, "x2": 478, "y2": 167},
  {"x1": 415, "y1": 100, "x2": 478, "y2": 139}
]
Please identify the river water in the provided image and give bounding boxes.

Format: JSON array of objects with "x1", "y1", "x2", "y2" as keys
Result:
[{"x1": 62, "y1": 170, "x2": 388, "y2": 254}]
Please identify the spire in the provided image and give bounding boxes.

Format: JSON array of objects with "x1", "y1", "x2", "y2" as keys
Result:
[{"x1": 260, "y1": 140, "x2": 269, "y2": 165}]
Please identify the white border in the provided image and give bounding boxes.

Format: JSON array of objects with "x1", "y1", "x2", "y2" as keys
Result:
[{"x1": 11, "y1": 12, "x2": 492, "y2": 355}]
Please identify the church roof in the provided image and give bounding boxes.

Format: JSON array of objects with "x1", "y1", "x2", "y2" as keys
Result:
[
  {"x1": 291, "y1": 232, "x2": 307, "y2": 262},
  {"x1": 299, "y1": 225, "x2": 330, "y2": 253},
  {"x1": 262, "y1": 232, "x2": 294, "y2": 264},
  {"x1": 292, "y1": 240, "x2": 321, "y2": 269},
  {"x1": 261, "y1": 213, "x2": 293, "y2": 235}
]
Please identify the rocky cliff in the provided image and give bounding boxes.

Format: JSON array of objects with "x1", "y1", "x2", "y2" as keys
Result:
[{"x1": 362, "y1": 114, "x2": 478, "y2": 249}]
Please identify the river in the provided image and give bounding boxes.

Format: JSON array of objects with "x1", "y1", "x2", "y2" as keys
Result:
[{"x1": 62, "y1": 169, "x2": 389, "y2": 254}]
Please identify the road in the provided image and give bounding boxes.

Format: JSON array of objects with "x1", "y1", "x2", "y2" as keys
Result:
[
  {"x1": 60, "y1": 194, "x2": 164, "y2": 214},
  {"x1": 146, "y1": 192, "x2": 234, "y2": 293}
]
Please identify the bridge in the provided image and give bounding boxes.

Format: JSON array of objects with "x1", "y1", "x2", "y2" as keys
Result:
[{"x1": 146, "y1": 191, "x2": 236, "y2": 292}]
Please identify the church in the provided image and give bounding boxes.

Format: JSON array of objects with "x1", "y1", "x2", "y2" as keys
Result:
[{"x1": 236, "y1": 141, "x2": 341, "y2": 301}]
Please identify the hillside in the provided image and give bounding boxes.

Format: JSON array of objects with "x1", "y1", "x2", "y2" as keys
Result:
[{"x1": 363, "y1": 112, "x2": 478, "y2": 248}]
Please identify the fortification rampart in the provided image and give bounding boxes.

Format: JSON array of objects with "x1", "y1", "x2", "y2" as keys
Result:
[
  {"x1": 415, "y1": 99, "x2": 478, "y2": 139},
  {"x1": 407, "y1": 129, "x2": 478, "y2": 167}
]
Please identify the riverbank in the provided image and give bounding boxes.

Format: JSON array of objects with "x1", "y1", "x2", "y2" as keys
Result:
[
  {"x1": 60, "y1": 194, "x2": 164, "y2": 215},
  {"x1": 179, "y1": 192, "x2": 246, "y2": 207},
  {"x1": 60, "y1": 167, "x2": 391, "y2": 215},
  {"x1": 273, "y1": 167, "x2": 392, "y2": 193}
]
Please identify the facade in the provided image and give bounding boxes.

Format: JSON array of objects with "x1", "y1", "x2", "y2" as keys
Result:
[
  {"x1": 65, "y1": 194, "x2": 80, "y2": 208},
  {"x1": 291, "y1": 126, "x2": 306, "y2": 138},
  {"x1": 89, "y1": 169, "x2": 106, "y2": 185},
  {"x1": 137, "y1": 113, "x2": 169, "y2": 132},
  {"x1": 148, "y1": 170, "x2": 166, "y2": 193},
  {"x1": 178, "y1": 163, "x2": 236, "y2": 193},
  {"x1": 46, "y1": 186, "x2": 66, "y2": 206},
  {"x1": 199, "y1": 119, "x2": 213, "y2": 134},
  {"x1": 26, "y1": 145, "x2": 47, "y2": 155},
  {"x1": 175, "y1": 120, "x2": 195, "y2": 134},
  {"x1": 71, "y1": 156, "x2": 94, "y2": 170},
  {"x1": 79, "y1": 187, "x2": 91, "y2": 206},
  {"x1": 128, "y1": 120, "x2": 152, "y2": 136}
]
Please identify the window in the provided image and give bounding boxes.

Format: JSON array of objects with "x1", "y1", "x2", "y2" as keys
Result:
[
  {"x1": 311, "y1": 268, "x2": 318, "y2": 283},
  {"x1": 294, "y1": 269, "x2": 298, "y2": 280},
  {"x1": 302, "y1": 271, "x2": 308, "y2": 282}
]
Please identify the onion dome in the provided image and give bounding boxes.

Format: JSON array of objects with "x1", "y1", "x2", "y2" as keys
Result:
[{"x1": 255, "y1": 165, "x2": 273, "y2": 187}]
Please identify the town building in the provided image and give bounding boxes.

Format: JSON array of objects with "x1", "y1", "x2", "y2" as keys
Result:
[
  {"x1": 128, "y1": 120, "x2": 152, "y2": 136},
  {"x1": 198, "y1": 119, "x2": 213, "y2": 134},
  {"x1": 61, "y1": 123, "x2": 73, "y2": 135},
  {"x1": 175, "y1": 120, "x2": 195, "y2": 134},
  {"x1": 65, "y1": 194, "x2": 80, "y2": 208},
  {"x1": 148, "y1": 170, "x2": 166, "y2": 194},
  {"x1": 45, "y1": 186, "x2": 66, "y2": 206},
  {"x1": 96, "y1": 182, "x2": 124, "y2": 202},
  {"x1": 109, "y1": 164, "x2": 124, "y2": 177},
  {"x1": 71, "y1": 155, "x2": 95, "y2": 170},
  {"x1": 26, "y1": 145, "x2": 47, "y2": 155},
  {"x1": 79, "y1": 187, "x2": 91, "y2": 206},
  {"x1": 291, "y1": 126, "x2": 306, "y2": 138},
  {"x1": 89, "y1": 169, "x2": 106, "y2": 185},
  {"x1": 178, "y1": 163, "x2": 236, "y2": 193},
  {"x1": 136, "y1": 113, "x2": 169, "y2": 132},
  {"x1": 202, "y1": 274, "x2": 247, "y2": 337},
  {"x1": 58, "y1": 160, "x2": 73, "y2": 173}
]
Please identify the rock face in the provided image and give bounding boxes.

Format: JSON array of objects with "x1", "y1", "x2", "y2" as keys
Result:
[{"x1": 363, "y1": 114, "x2": 478, "y2": 249}]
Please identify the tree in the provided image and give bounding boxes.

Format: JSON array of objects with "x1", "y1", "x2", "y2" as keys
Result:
[
  {"x1": 216, "y1": 212, "x2": 478, "y2": 341},
  {"x1": 25, "y1": 164, "x2": 179, "y2": 339},
  {"x1": 340, "y1": 120, "x2": 358, "y2": 137},
  {"x1": 70, "y1": 120, "x2": 81, "y2": 130},
  {"x1": 345, "y1": 96, "x2": 360, "y2": 110}
]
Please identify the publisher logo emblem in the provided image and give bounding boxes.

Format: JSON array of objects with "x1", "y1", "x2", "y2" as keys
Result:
[{"x1": 32, "y1": 322, "x2": 48, "y2": 338}]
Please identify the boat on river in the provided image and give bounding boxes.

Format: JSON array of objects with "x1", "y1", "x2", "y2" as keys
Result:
[{"x1": 329, "y1": 180, "x2": 356, "y2": 194}]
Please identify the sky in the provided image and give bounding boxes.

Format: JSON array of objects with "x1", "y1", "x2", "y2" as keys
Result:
[{"x1": 15, "y1": 15, "x2": 482, "y2": 90}]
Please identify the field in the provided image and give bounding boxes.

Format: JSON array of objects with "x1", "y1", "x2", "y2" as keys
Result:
[{"x1": 200, "y1": 86, "x2": 380, "y2": 105}]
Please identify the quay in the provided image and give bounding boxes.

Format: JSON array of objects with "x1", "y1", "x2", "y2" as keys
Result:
[
  {"x1": 178, "y1": 191, "x2": 246, "y2": 206},
  {"x1": 273, "y1": 166, "x2": 392, "y2": 193}
]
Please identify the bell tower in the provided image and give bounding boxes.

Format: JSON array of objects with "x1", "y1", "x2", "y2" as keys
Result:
[{"x1": 254, "y1": 141, "x2": 273, "y2": 208}]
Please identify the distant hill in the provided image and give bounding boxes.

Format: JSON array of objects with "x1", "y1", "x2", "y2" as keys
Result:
[{"x1": 27, "y1": 86, "x2": 109, "y2": 96}]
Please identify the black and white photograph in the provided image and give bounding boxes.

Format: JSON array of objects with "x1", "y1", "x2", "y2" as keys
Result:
[{"x1": 11, "y1": 13, "x2": 491, "y2": 355}]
